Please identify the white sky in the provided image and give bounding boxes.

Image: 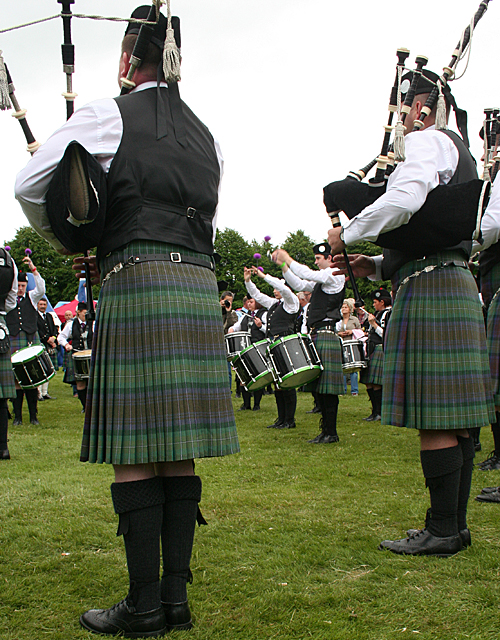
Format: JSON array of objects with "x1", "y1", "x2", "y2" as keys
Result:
[{"x1": 1, "y1": 0, "x2": 498, "y2": 248}]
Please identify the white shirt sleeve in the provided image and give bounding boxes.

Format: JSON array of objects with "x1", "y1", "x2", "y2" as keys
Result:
[
  {"x1": 28, "y1": 273, "x2": 46, "y2": 308},
  {"x1": 473, "y1": 179, "x2": 500, "y2": 254},
  {"x1": 289, "y1": 260, "x2": 345, "y2": 294},
  {"x1": 58, "y1": 320, "x2": 73, "y2": 347},
  {"x1": 231, "y1": 318, "x2": 243, "y2": 332},
  {"x1": 283, "y1": 267, "x2": 315, "y2": 292},
  {"x1": 5, "y1": 261, "x2": 18, "y2": 314},
  {"x1": 343, "y1": 128, "x2": 459, "y2": 246},
  {"x1": 263, "y1": 274, "x2": 300, "y2": 314},
  {"x1": 368, "y1": 255, "x2": 384, "y2": 281},
  {"x1": 245, "y1": 280, "x2": 277, "y2": 310}
]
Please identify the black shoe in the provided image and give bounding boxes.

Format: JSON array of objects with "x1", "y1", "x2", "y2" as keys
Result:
[
  {"x1": 363, "y1": 413, "x2": 376, "y2": 421},
  {"x1": 474, "y1": 442, "x2": 482, "y2": 452},
  {"x1": 267, "y1": 419, "x2": 284, "y2": 429},
  {"x1": 252, "y1": 405, "x2": 261, "y2": 411},
  {"x1": 308, "y1": 433, "x2": 326, "y2": 443},
  {"x1": 372, "y1": 414, "x2": 381, "y2": 422},
  {"x1": 480, "y1": 485, "x2": 500, "y2": 494},
  {"x1": 0, "y1": 449, "x2": 10, "y2": 460},
  {"x1": 379, "y1": 529, "x2": 462, "y2": 557},
  {"x1": 43, "y1": 395, "x2": 56, "y2": 400},
  {"x1": 478, "y1": 452, "x2": 500, "y2": 470},
  {"x1": 320, "y1": 434, "x2": 339, "y2": 444},
  {"x1": 80, "y1": 597, "x2": 167, "y2": 638},
  {"x1": 13, "y1": 418, "x2": 22, "y2": 426},
  {"x1": 238, "y1": 404, "x2": 250, "y2": 411},
  {"x1": 162, "y1": 601, "x2": 193, "y2": 631},
  {"x1": 276, "y1": 421, "x2": 296, "y2": 429},
  {"x1": 38, "y1": 396, "x2": 45, "y2": 402},
  {"x1": 306, "y1": 407, "x2": 321, "y2": 414},
  {"x1": 406, "y1": 527, "x2": 471, "y2": 548},
  {"x1": 30, "y1": 418, "x2": 40, "y2": 426},
  {"x1": 476, "y1": 489, "x2": 500, "y2": 503},
  {"x1": 235, "y1": 392, "x2": 241, "y2": 399}
]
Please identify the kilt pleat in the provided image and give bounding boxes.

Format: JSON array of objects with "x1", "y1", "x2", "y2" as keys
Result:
[
  {"x1": 360, "y1": 344, "x2": 384, "y2": 386},
  {"x1": 483, "y1": 263, "x2": 500, "y2": 406},
  {"x1": 81, "y1": 241, "x2": 239, "y2": 464},
  {"x1": 312, "y1": 331, "x2": 344, "y2": 395},
  {"x1": 383, "y1": 251, "x2": 494, "y2": 430},
  {"x1": 0, "y1": 326, "x2": 16, "y2": 398}
]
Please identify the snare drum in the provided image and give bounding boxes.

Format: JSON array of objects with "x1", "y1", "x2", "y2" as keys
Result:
[
  {"x1": 268, "y1": 333, "x2": 323, "y2": 389},
  {"x1": 340, "y1": 339, "x2": 367, "y2": 374},
  {"x1": 232, "y1": 339, "x2": 274, "y2": 391},
  {"x1": 225, "y1": 331, "x2": 251, "y2": 361},
  {"x1": 11, "y1": 344, "x2": 56, "y2": 389},
  {"x1": 72, "y1": 349, "x2": 92, "y2": 380}
]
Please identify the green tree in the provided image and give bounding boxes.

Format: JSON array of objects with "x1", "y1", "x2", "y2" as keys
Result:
[
  {"x1": 282, "y1": 230, "x2": 316, "y2": 270},
  {"x1": 214, "y1": 228, "x2": 254, "y2": 306},
  {"x1": 346, "y1": 241, "x2": 392, "y2": 312}
]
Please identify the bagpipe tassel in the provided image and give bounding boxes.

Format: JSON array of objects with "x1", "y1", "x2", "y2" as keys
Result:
[
  {"x1": 0, "y1": 51, "x2": 12, "y2": 111},
  {"x1": 435, "y1": 83, "x2": 447, "y2": 131},
  {"x1": 162, "y1": 0, "x2": 181, "y2": 82},
  {"x1": 393, "y1": 120, "x2": 406, "y2": 163}
]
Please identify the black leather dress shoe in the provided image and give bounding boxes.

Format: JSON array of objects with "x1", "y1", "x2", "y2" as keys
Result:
[
  {"x1": 30, "y1": 418, "x2": 40, "y2": 426},
  {"x1": 267, "y1": 419, "x2": 284, "y2": 429},
  {"x1": 162, "y1": 601, "x2": 193, "y2": 631},
  {"x1": 43, "y1": 395, "x2": 56, "y2": 400},
  {"x1": 80, "y1": 597, "x2": 167, "y2": 638},
  {"x1": 13, "y1": 418, "x2": 22, "y2": 426},
  {"x1": 320, "y1": 434, "x2": 339, "y2": 444},
  {"x1": 478, "y1": 452, "x2": 500, "y2": 470},
  {"x1": 308, "y1": 433, "x2": 325, "y2": 443},
  {"x1": 306, "y1": 407, "x2": 321, "y2": 414},
  {"x1": 476, "y1": 489, "x2": 500, "y2": 503},
  {"x1": 238, "y1": 404, "x2": 250, "y2": 411},
  {"x1": 407, "y1": 527, "x2": 471, "y2": 548},
  {"x1": 252, "y1": 405, "x2": 260, "y2": 411},
  {"x1": 0, "y1": 449, "x2": 10, "y2": 460},
  {"x1": 363, "y1": 413, "x2": 376, "y2": 421},
  {"x1": 379, "y1": 529, "x2": 462, "y2": 557},
  {"x1": 276, "y1": 421, "x2": 296, "y2": 429},
  {"x1": 480, "y1": 485, "x2": 500, "y2": 494}
]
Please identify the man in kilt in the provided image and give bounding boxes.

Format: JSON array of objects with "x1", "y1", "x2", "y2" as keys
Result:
[
  {"x1": 15, "y1": 5, "x2": 239, "y2": 637},
  {"x1": 6, "y1": 258, "x2": 45, "y2": 426},
  {"x1": 36, "y1": 298, "x2": 58, "y2": 401},
  {"x1": 274, "y1": 244, "x2": 346, "y2": 444},
  {"x1": 360, "y1": 288, "x2": 392, "y2": 422},
  {"x1": 0, "y1": 248, "x2": 18, "y2": 460},
  {"x1": 329, "y1": 69, "x2": 495, "y2": 556}
]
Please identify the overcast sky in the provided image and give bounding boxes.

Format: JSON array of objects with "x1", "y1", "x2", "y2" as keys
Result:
[{"x1": 1, "y1": 0, "x2": 498, "y2": 248}]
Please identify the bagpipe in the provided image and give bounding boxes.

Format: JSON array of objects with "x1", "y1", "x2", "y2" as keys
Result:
[{"x1": 324, "y1": 0, "x2": 493, "y2": 258}]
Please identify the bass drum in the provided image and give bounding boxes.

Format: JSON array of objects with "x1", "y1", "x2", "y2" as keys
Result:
[
  {"x1": 225, "y1": 331, "x2": 251, "y2": 361},
  {"x1": 11, "y1": 344, "x2": 56, "y2": 389},
  {"x1": 268, "y1": 333, "x2": 323, "y2": 389},
  {"x1": 341, "y1": 339, "x2": 367, "y2": 374},
  {"x1": 232, "y1": 339, "x2": 274, "y2": 391}
]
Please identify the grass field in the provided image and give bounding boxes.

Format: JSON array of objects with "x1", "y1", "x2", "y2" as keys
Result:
[{"x1": 0, "y1": 372, "x2": 499, "y2": 639}]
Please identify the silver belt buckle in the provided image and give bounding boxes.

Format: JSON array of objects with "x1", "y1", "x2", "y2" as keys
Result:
[
  {"x1": 170, "y1": 252, "x2": 182, "y2": 263},
  {"x1": 186, "y1": 207, "x2": 196, "y2": 219}
]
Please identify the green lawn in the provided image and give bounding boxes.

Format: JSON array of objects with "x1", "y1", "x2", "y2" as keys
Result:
[{"x1": 0, "y1": 373, "x2": 499, "y2": 639}]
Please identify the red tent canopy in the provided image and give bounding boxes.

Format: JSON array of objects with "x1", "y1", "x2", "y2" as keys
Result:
[{"x1": 55, "y1": 300, "x2": 96, "y2": 323}]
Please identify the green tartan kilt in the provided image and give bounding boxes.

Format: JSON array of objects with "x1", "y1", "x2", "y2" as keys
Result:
[
  {"x1": 81, "y1": 241, "x2": 240, "y2": 465},
  {"x1": 383, "y1": 251, "x2": 495, "y2": 430},
  {"x1": 311, "y1": 330, "x2": 344, "y2": 395},
  {"x1": 0, "y1": 321, "x2": 16, "y2": 399},
  {"x1": 360, "y1": 344, "x2": 384, "y2": 386},
  {"x1": 482, "y1": 262, "x2": 500, "y2": 406}
]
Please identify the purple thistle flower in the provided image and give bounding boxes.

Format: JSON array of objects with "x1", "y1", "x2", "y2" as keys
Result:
[
  {"x1": 4, "y1": 246, "x2": 11, "y2": 252},
  {"x1": 258, "y1": 266, "x2": 264, "y2": 272},
  {"x1": 264, "y1": 235, "x2": 271, "y2": 242},
  {"x1": 253, "y1": 253, "x2": 261, "y2": 260},
  {"x1": 25, "y1": 248, "x2": 32, "y2": 256}
]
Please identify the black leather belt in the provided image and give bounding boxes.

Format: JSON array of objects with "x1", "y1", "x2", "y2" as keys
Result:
[
  {"x1": 310, "y1": 322, "x2": 337, "y2": 334},
  {"x1": 127, "y1": 253, "x2": 214, "y2": 271}
]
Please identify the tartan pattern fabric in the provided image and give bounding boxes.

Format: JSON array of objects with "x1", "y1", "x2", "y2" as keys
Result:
[
  {"x1": 383, "y1": 251, "x2": 495, "y2": 430},
  {"x1": 360, "y1": 344, "x2": 384, "y2": 386},
  {"x1": 0, "y1": 329, "x2": 16, "y2": 398},
  {"x1": 81, "y1": 241, "x2": 239, "y2": 464},
  {"x1": 482, "y1": 263, "x2": 500, "y2": 406},
  {"x1": 312, "y1": 330, "x2": 344, "y2": 395}
]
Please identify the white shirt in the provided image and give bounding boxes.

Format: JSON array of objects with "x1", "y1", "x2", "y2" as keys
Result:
[
  {"x1": 342, "y1": 127, "x2": 459, "y2": 246},
  {"x1": 284, "y1": 260, "x2": 345, "y2": 294},
  {"x1": 18, "y1": 273, "x2": 46, "y2": 310},
  {"x1": 15, "y1": 82, "x2": 224, "y2": 252},
  {"x1": 473, "y1": 178, "x2": 500, "y2": 255},
  {"x1": 3, "y1": 260, "x2": 18, "y2": 315},
  {"x1": 245, "y1": 275, "x2": 299, "y2": 315},
  {"x1": 231, "y1": 310, "x2": 267, "y2": 335}
]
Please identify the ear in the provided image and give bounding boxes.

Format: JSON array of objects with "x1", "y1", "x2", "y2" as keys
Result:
[{"x1": 119, "y1": 51, "x2": 131, "y2": 80}]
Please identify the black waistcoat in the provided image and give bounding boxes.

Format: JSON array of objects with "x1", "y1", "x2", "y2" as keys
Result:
[
  {"x1": 381, "y1": 130, "x2": 477, "y2": 281},
  {"x1": 72, "y1": 318, "x2": 93, "y2": 351},
  {"x1": 98, "y1": 87, "x2": 220, "y2": 259},
  {"x1": 307, "y1": 282, "x2": 345, "y2": 329},
  {"x1": 367, "y1": 307, "x2": 392, "y2": 352},
  {"x1": 37, "y1": 312, "x2": 57, "y2": 345},
  {"x1": 240, "y1": 308, "x2": 267, "y2": 343},
  {"x1": 6, "y1": 296, "x2": 38, "y2": 336},
  {"x1": 267, "y1": 301, "x2": 296, "y2": 339}
]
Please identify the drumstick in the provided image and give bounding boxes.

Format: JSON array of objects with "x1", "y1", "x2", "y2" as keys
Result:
[{"x1": 328, "y1": 213, "x2": 365, "y2": 308}]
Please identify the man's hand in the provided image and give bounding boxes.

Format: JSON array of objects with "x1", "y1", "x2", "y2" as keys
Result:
[
  {"x1": 331, "y1": 253, "x2": 376, "y2": 280},
  {"x1": 251, "y1": 266, "x2": 266, "y2": 279},
  {"x1": 272, "y1": 249, "x2": 290, "y2": 265},
  {"x1": 254, "y1": 317, "x2": 262, "y2": 328},
  {"x1": 327, "y1": 228, "x2": 346, "y2": 256},
  {"x1": 65, "y1": 344, "x2": 72, "y2": 352},
  {"x1": 228, "y1": 327, "x2": 235, "y2": 333},
  {"x1": 72, "y1": 255, "x2": 100, "y2": 285},
  {"x1": 244, "y1": 266, "x2": 252, "y2": 283},
  {"x1": 48, "y1": 337, "x2": 56, "y2": 348},
  {"x1": 368, "y1": 313, "x2": 377, "y2": 327},
  {"x1": 22, "y1": 256, "x2": 37, "y2": 272}
]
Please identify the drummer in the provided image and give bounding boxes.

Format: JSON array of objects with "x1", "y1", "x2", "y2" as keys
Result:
[
  {"x1": 6, "y1": 256, "x2": 46, "y2": 426},
  {"x1": 244, "y1": 266, "x2": 299, "y2": 429},
  {"x1": 228, "y1": 297, "x2": 267, "y2": 411},
  {"x1": 360, "y1": 288, "x2": 392, "y2": 422},
  {"x1": 57, "y1": 302, "x2": 93, "y2": 412},
  {"x1": 274, "y1": 244, "x2": 345, "y2": 444}
]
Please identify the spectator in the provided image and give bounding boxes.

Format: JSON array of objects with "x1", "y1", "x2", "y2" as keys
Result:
[{"x1": 37, "y1": 298, "x2": 58, "y2": 400}]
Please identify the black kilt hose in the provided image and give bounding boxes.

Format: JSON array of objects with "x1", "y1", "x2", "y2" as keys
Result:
[
  {"x1": 360, "y1": 344, "x2": 384, "y2": 386},
  {"x1": 382, "y1": 250, "x2": 495, "y2": 430},
  {"x1": 311, "y1": 329, "x2": 344, "y2": 395},
  {"x1": 81, "y1": 241, "x2": 240, "y2": 465},
  {"x1": 481, "y1": 262, "x2": 500, "y2": 407}
]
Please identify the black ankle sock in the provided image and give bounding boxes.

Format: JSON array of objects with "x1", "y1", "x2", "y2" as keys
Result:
[
  {"x1": 457, "y1": 435, "x2": 475, "y2": 531},
  {"x1": 161, "y1": 476, "x2": 202, "y2": 604},
  {"x1": 111, "y1": 477, "x2": 164, "y2": 612},
  {"x1": 420, "y1": 444, "x2": 463, "y2": 538}
]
